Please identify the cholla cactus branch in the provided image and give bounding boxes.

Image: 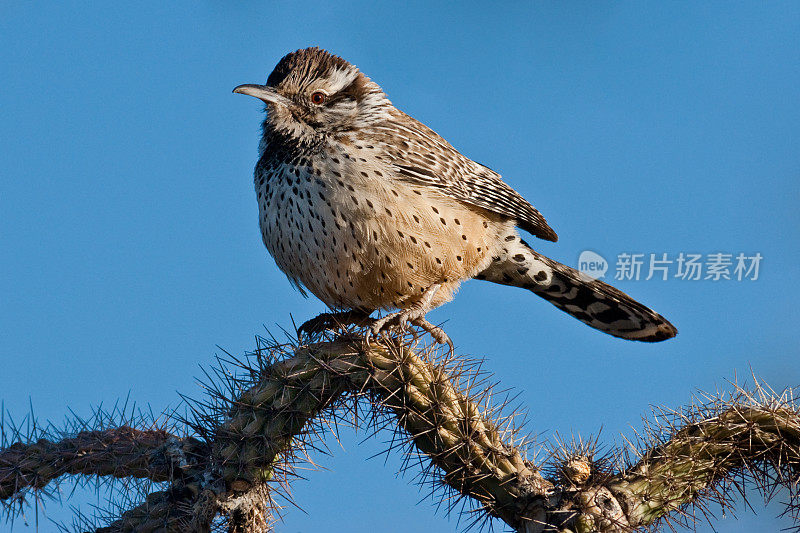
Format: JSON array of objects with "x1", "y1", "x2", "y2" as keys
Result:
[
  {"x1": 211, "y1": 338, "x2": 362, "y2": 490},
  {"x1": 1, "y1": 326, "x2": 798, "y2": 533},
  {"x1": 610, "y1": 395, "x2": 800, "y2": 530},
  {"x1": 95, "y1": 488, "x2": 194, "y2": 533},
  {"x1": 355, "y1": 337, "x2": 552, "y2": 526},
  {"x1": 0, "y1": 427, "x2": 206, "y2": 500},
  {"x1": 525, "y1": 385, "x2": 800, "y2": 532},
  {"x1": 211, "y1": 334, "x2": 548, "y2": 527}
]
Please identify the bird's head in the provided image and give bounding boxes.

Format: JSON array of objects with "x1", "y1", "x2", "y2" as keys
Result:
[{"x1": 234, "y1": 47, "x2": 392, "y2": 138}]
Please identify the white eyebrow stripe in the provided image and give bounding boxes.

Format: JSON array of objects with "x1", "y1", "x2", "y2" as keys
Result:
[{"x1": 325, "y1": 66, "x2": 359, "y2": 93}]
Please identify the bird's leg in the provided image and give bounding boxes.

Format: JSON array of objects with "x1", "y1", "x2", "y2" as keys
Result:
[
  {"x1": 298, "y1": 308, "x2": 373, "y2": 338},
  {"x1": 368, "y1": 284, "x2": 453, "y2": 348}
]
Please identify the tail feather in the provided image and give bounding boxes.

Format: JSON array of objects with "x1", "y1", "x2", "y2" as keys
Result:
[{"x1": 476, "y1": 235, "x2": 677, "y2": 342}]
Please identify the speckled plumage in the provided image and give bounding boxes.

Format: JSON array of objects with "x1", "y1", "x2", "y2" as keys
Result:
[{"x1": 236, "y1": 47, "x2": 676, "y2": 342}]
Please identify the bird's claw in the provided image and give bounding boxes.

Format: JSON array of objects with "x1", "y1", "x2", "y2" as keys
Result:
[
  {"x1": 410, "y1": 317, "x2": 454, "y2": 352},
  {"x1": 364, "y1": 309, "x2": 453, "y2": 351}
]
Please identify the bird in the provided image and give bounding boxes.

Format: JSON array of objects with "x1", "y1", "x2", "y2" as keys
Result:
[{"x1": 233, "y1": 47, "x2": 677, "y2": 345}]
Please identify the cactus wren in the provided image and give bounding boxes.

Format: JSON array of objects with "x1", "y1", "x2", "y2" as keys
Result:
[{"x1": 234, "y1": 47, "x2": 677, "y2": 344}]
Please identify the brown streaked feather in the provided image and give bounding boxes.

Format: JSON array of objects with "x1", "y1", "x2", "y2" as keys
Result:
[
  {"x1": 369, "y1": 110, "x2": 558, "y2": 242},
  {"x1": 267, "y1": 47, "x2": 352, "y2": 88}
]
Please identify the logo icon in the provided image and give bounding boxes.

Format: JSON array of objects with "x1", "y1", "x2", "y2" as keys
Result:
[{"x1": 578, "y1": 250, "x2": 608, "y2": 281}]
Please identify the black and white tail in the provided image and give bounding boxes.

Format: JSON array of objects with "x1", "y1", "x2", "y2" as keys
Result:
[{"x1": 476, "y1": 235, "x2": 677, "y2": 342}]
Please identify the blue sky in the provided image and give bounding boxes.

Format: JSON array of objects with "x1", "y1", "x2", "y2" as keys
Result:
[{"x1": 1, "y1": 2, "x2": 798, "y2": 531}]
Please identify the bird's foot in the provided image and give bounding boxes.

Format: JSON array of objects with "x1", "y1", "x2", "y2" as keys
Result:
[
  {"x1": 367, "y1": 308, "x2": 453, "y2": 351},
  {"x1": 409, "y1": 316, "x2": 454, "y2": 351},
  {"x1": 297, "y1": 309, "x2": 373, "y2": 339}
]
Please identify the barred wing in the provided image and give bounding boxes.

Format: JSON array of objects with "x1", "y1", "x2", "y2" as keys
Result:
[{"x1": 375, "y1": 111, "x2": 558, "y2": 242}]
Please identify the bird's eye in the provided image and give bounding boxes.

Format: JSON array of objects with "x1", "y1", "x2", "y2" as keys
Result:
[{"x1": 310, "y1": 91, "x2": 326, "y2": 105}]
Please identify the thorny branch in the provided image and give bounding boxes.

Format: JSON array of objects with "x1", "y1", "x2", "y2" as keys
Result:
[{"x1": 0, "y1": 326, "x2": 798, "y2": 532}]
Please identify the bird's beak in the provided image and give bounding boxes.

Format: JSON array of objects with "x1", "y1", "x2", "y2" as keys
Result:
[{"x1": 232, "y1": 84, "x2": 286, "y2": 106}]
